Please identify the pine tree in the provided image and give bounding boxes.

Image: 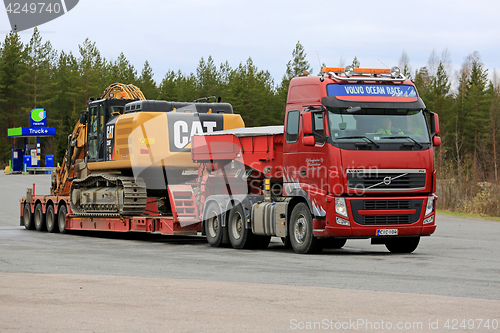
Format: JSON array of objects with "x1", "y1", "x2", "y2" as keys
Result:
[
  {"x1": 22, "y1": 27, "x2": 57, "y2": 113},
  {"x1": 0, "y1": 31, "x2": 26, "y2": 134},
  {"x1": 109, "y1": 52, "x2": 137, "y2": 85},
  {"x1": 52, "y1": 50, "x2": 82, "y2": 162},
  {"x1": 196, "y1": 56, "x2": 219, "y2": 98},
  {"x1": 158, "y1": 70, "x2": 180, "y2": 101},
  {"x1": 227, "y1": 58, "x2": 278, "y2": 127},
  {"x1": 488, "y1": 76, "x2": 500, "y2": 181},
  {"x1": 277, "y1": 41, "x2": 312, "y2": 122},
  {"x1": 352, "y1": 56, "x2": 360, "y2": 68},
  {"x1": 138, "y1": 60, "x2": 158, "y2": 99},
  {"x1": 414, "y1": 67, "x2": 431, "y2": 101},
  {"x1": 465, "y1": 59, "x2": 489, "y2": 175},
  {"x1": 399, "y1": 50, "x2": 412, "y2": 80},
  {"x1": 78, "y1": 38, "x2": 105, "y2": 102}
]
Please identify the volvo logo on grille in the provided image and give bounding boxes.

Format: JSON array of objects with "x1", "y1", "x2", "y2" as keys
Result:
[{"x1": 383, "y1": 176, "x2": 392, "y2": 185}]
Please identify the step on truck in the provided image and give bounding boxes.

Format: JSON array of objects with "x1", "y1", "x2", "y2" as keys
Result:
[{"x1": 20, "y1": 67, "x2": 440, "y2": 254}]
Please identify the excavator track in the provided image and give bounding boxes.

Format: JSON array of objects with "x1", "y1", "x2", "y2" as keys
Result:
[{"x1": 70, "y1": 174, "x2": 147, "y2": 217}]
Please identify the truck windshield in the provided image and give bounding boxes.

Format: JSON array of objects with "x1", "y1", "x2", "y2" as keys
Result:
[{"x1": 327, "y1": 108, "x2": 430, "y2": 144}]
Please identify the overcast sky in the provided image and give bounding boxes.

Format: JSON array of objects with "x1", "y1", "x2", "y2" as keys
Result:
[{"x1": 1, "y1": 0, "x2": 499, "y2": 87}]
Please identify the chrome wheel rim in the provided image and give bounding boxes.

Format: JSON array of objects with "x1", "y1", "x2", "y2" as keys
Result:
[
  {"x1": 231, "y1": 211, "x2": 243, "y2": 240},
  {"x1": 208, "y1": 212, "x2": 219, "y2": 238},
  {"x1": 294, "y1": 215, "x2": 307, "y2": 244}
]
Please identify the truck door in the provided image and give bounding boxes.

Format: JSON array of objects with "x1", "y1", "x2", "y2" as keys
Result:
[{"x1": 299, "y1": 109, "x2": 329, "y2": 193}]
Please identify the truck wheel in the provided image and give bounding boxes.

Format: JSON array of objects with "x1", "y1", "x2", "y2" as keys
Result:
[
  {"x1": 204, "y1": 202, "x2": 225, "y2": 247},
  {"x1": 289, "y1": 203, "x2": 320, "y2": 254},
  {"x1": 321, "y1": 238, "x2": 347, "y2": 249},
  {"x1": 46, "y1": 205, "x2": 57, "y2": 233},
  {"x1": 58, "y1": 205, "x2": 67, "y2": 234},
  {"x1": 23, "y1": 202, "x2": 34, "y2": 230},
  {"x1": 34, "y1": 203, "x2": 46, "y2": 231},
  {"x1": 385, "y1": 237, "x2": 420, "y2": 253},
  {"x1": 228, "y1": 204, "x2": 253, "y2": 249}
]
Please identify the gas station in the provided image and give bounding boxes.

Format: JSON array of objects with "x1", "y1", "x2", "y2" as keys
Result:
[{"x1": 7, "y1": 108, "x2": 56, "y2": 174}]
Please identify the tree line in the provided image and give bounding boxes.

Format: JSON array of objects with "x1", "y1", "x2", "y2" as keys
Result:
[
  {"x1": 1, "y1": 29, "x2": 499, "y2": 215},
  {"x1": 0, "y1": 29, "x2": 308, "y2": 163}
]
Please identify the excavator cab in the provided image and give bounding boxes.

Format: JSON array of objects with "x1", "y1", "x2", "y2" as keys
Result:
[{"x1": 85, "y1": 98, "x2": 134, "y2": 163}]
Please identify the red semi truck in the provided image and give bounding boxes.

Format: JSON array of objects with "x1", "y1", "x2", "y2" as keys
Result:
[{"x1": 20, "y1": 66, "x2": 440, "y2": 254}]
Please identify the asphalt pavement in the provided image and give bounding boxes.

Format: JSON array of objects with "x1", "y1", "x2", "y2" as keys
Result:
[{"x1": 1, "y1": 173, "x2": 499, "y2": 332}]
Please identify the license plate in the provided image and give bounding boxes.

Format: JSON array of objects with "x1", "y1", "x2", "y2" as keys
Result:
[{"x1": 376, "y1": 229, "x2": 398, "y2": 236}]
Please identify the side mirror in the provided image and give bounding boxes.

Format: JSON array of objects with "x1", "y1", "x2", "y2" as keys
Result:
[
  {"x1": 303, "y1": 135, "x2": 315, "y2": 146},
  {"x1": 302, "y1": 112, "x2": 313, "y2": 135},
  {"x1": 79, "y1": 112, "x2": 87, "y2": 125},
  {"x1": 433, "y1": 136, "x2": 441, "y2": 146},
  {"x1": 428, "y1": 110, "x2": 440, "y2": 136},
  {"x1": 433, "y1": 113, "x2": 440, "y2": 135}
]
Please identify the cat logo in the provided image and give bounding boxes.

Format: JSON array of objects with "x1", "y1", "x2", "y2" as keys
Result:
[
  {"x1": 168, "y1": 113, "x2": 223, "y2": 152},
  {"x1": 107, "y1": 125, "x2": 114, "y2": 139}
]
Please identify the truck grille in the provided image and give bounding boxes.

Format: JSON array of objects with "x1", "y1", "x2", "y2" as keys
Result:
[
  {"x1": 350, "y1": 199, "x2": 423, "y2": 225},
  {"x1": 364, "y1": 200, "x2": 410, "y2": 210},
  {"x1": 347, "y1": 169, "x2": 426, "y2": 191},
  {"x1": 364, "y1": 215, "x2": 411, "y2": 225}
]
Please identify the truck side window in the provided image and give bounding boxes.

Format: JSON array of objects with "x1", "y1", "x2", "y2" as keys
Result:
[
  {"x1": 286, "y1": 110, "x2": 299, "y2": 143},
  {"x1": 313, "y1": 112, "x2": 324, "y2": 142}
]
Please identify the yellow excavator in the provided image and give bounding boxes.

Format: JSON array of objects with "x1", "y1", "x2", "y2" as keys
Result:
[{"x1": 51, "y1": 83, "x2": 245, "y2": 217}]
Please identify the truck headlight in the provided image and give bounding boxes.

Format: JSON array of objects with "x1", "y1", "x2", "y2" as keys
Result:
[
  {"x1": 335, "y1": 197, "x2": 348, "y2": 218},
  {"x1": 425, "y1": 196, "x2": 434, "y2": 216}
]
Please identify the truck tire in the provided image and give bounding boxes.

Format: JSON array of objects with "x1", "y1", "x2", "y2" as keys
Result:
[
  {"x1": 385, "y1": 237, "x2": 420, "y2": 253},
  {"x1": 289, "y1": 203, "x2": 320, "y2": 254},
  {"x1": 34, "y1": 203, "x2": 46, "y2": 231},
  {"x1": 204, "y1": 202, "x2": 225, "y2": 247},
  {"x1": 23, "y1": 202, "x2": 34, "y2": 230},
  {"x1": 228, "y1": 204, "x2": 253, "y2": 249},
  {"x1": 58, "y1": 205, "x2": 67, "y2": 234},
  {"x1": 46, "y1": 205, "x2": 57, "y2": 233}
]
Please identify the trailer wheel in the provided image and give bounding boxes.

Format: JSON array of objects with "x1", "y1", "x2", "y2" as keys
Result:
[
  {"x1": 23, "y1": 202, "x2": 34, "y2": 230},
  {"x1": 289, "y1": 203, "x2": 320, "y2": 254},
  {"x1": 34, "y1": 203, "x2": 46, "y2": 231},
  {"x1": 228, "y1": 204, "x2": 253, "y2": 249},
  {"x1": 385, "y1": 237, "x2": 420, "y2": 253},
  {"x1": 204, "y1": 202, "x2": 225, "y2": 247},
  {"x1": 46, "y1": 205, "x2": 57, "y2": 233},
  {"x1": 58, "y1": 205, "x2": 67, "y2": 234}
]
